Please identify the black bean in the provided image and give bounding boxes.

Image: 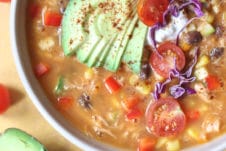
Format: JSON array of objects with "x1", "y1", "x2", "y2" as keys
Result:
[
  {"x1": 186, "y1": 31, "x2": 203, "y2": 44},
  {"x1": 139, "y1": 46, "x2": 151, "y2": 80},
  {"x1": 215, "y1": 25, "x2": 224, "y2": 37},
  {"x1": 78, "y1": 93, "x2": 92, "y2": 109},
  {"x1": 210, "y1": 47, "x2": 224, "y2": 60},
  {"x1": 139, "y1": 62, "x2": 151, "y2": 80}
]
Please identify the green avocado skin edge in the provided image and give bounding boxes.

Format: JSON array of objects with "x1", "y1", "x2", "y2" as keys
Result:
[
  {"x1": 0, "y1": 128, "x2": 47, "y2": 151},
  {"x1": 61, "y1": 0, "x2": 148, "y2": 74}
]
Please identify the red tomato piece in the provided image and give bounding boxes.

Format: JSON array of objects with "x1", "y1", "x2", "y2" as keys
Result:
[
  {"x1": 104, "y1": 76, "x2": 121, "y2": 94},
  {"x1": 34, "y1": 62, "x2": 50, "y2": 77},
  {"x1": 126, "y1": 108, "x2": 142, "y2": 120},
  {"x1": 44, "y1": 11, "x2": 62, "y2": 27},
  {"x1": 146, "y1": 97, "x2": 186, "y2": 137},
  {"x1": 185, "y1": 110, "x2": 200, "y2": 122},
  {"x1": 57, "y1": 97, "x2": 73, "y2": 110},
  {"x1": 0, "y1": 0, "x2": 11, "y2": 2},
  {"x1": 138, "y1": 137, "x2": 156, "y2": 151},
  {"x1": 150, "y1": 42, "x2": 185, "y2": 78},
  {"x1": 0, "y1": 84, "x2": 11, "y2": 114},
  {"x1": 137, "y1": 0, "x2": 169, "y2": 26},
  {"x1": 205, "y1": 75, "x2": 220, "y2": 91},
  {"x1": 28, "y1": 3, "x2": 40, "y2": 18},
  {"x1": 122, "y1": 96, "x2": 140, "y2": 111}
]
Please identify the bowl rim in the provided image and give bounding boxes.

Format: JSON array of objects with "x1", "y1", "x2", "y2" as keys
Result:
[{"x1": 10, "y1": 1, "x2": 226, "y2": 151}]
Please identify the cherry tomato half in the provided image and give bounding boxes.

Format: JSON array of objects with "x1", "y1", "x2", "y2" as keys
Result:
[
  {"x1": 137, "y1": 0, "x2": 169, "y2": 26},
  {"x1": 150, "y1": 42, "x2": 185, "y2": 78},
  {"x1": 0, "y1": 84, "x2": 11, "y2": 114},
  {"x1": 146, "y1": 97, "x2": 186, "y2": 137}
]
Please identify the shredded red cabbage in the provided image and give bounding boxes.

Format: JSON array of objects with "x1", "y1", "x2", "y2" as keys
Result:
[
  {"x1": 153, "y1": 48, "x2": 198, "y2": 100},
  {"x1": 186, "y1": 87, "x2": 196, "y2": 95},
  {"x1": 148, "y1": 0, "x2": 204, "y2": 48}
]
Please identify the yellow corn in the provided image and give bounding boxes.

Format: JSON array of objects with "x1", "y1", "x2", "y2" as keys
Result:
[
  {"x1": 84, "y1": 68, "x2": 94, "y2": 80},
  {"x1": 198, "y1": 23, "x2": 215, "y2": 37},
  {"x1": 195, "y1": 55, "x2": 210, "y2": 69},
  {"x1": 166, "y1": 140, "x2": 180, "y2": 151},
  {"x1": 129, "y1": 74, "x2": 139, "y2": 86},
  {"x1": 111, "y1": 97, "x2": 121, "y2": 109},
  {"x1": 203, "y1": 12, "x2": 214, "y2": 23},
  {"x1": 187, "y1": 127, "x2": 202, "y2": 142},
  {"x1": 156, "y1": 137, "x2": 168, "y2": 149},
  {"x1": 179, "y1": 40, "x2": 192, "y2": 52},
  {"x1": 136, "y1": 82, "x2": 152, "y2": 95}
]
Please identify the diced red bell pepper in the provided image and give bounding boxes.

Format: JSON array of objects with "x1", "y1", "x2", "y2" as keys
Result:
[
  {"x1": 126, "y1": 108, "x2": 142, "y2": 120},
  {"x1": 205, "y1": 75, "x2": 220, "y2": 91},
  {"x1": 185, "y1": 110, "x2": 200, "y2": 122},
  {"x1": 138, "y1": 137, "x2": 156, "y2": 151},
  {"x1": 43, "y1": 11, "x2": 62, "y2": 27},
  {"x1": 104, "y1": 76, "x2": 121, "y2": 94},
  {"x1": 34, "y1": 62, "x2": 49, "y2": 77},
  {"x1": 122, "y1": 96, "x2": 140, "y2": 111},
  {"x1": 57, "y1": 97, "x2": 73, "y2": 110}
]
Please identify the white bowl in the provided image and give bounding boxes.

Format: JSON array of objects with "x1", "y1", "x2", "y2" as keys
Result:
[{"x1": 10, "y1": 1, "x2": 226, "y2": 151}]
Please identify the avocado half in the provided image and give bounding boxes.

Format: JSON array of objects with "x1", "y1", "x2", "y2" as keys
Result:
[{"x1": 0, "y1": 128, "x2": 47, "y2": 151}]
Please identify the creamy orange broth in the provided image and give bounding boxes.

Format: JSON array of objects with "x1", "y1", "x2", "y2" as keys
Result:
[{"x1": 27, "y1": 0, "x2": 226, "y2": 150}]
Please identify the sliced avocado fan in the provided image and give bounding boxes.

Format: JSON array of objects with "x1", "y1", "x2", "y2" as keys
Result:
[
  {"x1": 0, "y1": 128, "x2": 47, "y2": 151},
  {"x1": 61, "y1": 0, "x2": 148, "y2": 73}
]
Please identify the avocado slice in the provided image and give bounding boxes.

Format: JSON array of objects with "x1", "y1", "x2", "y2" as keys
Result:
[
  {"x1": 122, "y1": 21, "x2": 148, "y2": 74},
  {"x1": 61, "y1": 0, "x2": 89, "y2": 55},
  {"x1": 0, "y1": 128, "x2": 47, "y2": 151},
  {"x1": 62, "y1": 0, "x2": 148, "y2": 73},
  {"x1": 103, "y1": 13, "x2": 139, "y2": 72},
  {"x1": 94, "y1": 35, "x2": 117, "y2": 67}
]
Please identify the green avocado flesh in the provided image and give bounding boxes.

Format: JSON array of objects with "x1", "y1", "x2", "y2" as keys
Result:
[
  {"x1": 62, "y1": 0, "x2": 148, "y2": 73},
  {"x1": 0, "y1": 128, "x2": 47, "y2": 151}
]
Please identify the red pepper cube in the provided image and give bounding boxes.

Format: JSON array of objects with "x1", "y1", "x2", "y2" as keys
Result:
[
  {"x1": 138, "y1": 137, "x2": 156, "y2": 151},
  {"x1": 104, "y1": 76, "x2": 121, "y2": 94},
  {"x1": 126, "y1": 108, "x2": 142, "y2": 120},
  {"x1": 57, "y1": 97, "x2": 73, "y2": 110},
  {"x1": 205, "y1": 75, "x2": 220, "y2": 91},
  {"x1": 34, "y1": 62, "x2": 50, "y2": 77},
  {"x1": 44, "y1": 11, "x2": 62, "y2": 27}
]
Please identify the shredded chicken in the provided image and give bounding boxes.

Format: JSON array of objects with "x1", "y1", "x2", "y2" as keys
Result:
[
  {"x1": 202, "y1": 114, "x2": 221, "y2": 134},
  {"x1": 194, "y1": 83, "x2": 211, "y2": 103}
]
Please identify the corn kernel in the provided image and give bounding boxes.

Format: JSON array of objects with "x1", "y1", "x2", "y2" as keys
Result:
[
  {"x1": 136, "y1": 82, "x2": 152, "y2": 95},
  {"x1": 166, "y1": 140, "x2": 180, "y2": 151},
  {"x1": 156, "y1": 137, "x2": 168, "y2": 149},
  {"x1": 187, "y1": 128, "x2": 201, "y2": 142},
  {"x1": 195, "y1": 55, "x2": 210, "y2": 69},
  {"x1": 129, "y1": 74, "x2": 139, "y2": 86},
  {"x1": 84, "y1": 68, "x2": 94, "y2": 80},
  {"x1": 179, "y1": 40, "x2": 192, "y2": 52}
]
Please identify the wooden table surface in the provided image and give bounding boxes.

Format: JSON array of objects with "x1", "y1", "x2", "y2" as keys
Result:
[{"x1": 0, "y1": 3, "x2": 81, "y2": 151}]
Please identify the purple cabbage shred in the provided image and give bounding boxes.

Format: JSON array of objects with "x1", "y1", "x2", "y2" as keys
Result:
[{"x1": 153, "y1": 48, "x2": 199, "y2": 100}]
